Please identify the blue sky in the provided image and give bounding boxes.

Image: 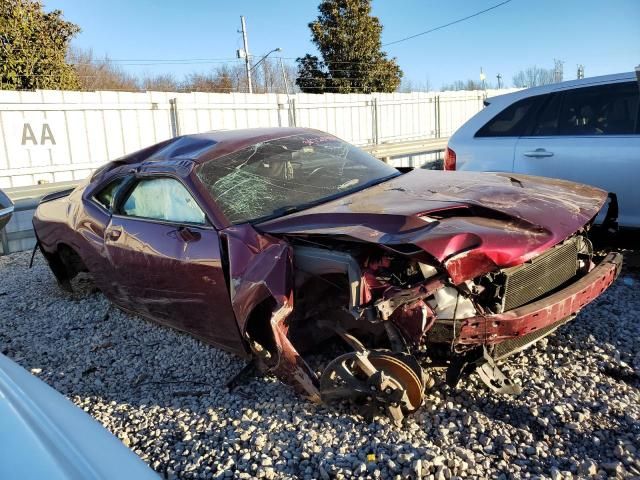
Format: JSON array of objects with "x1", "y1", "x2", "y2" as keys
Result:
[{"x1": 46, "y1": 0, "x2": 640, "y2": 89}]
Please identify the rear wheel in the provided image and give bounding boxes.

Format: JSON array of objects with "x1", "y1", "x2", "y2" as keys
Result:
[{"x1": 41, "y1": 244, "x2": 88, "y2": 292}]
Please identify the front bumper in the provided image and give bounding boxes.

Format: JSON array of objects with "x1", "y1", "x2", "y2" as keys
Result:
[{"x1": 456, "y1": 252, "x2": 623, "y2": 345}]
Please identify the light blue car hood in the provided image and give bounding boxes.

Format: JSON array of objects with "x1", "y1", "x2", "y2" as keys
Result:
[{"x1": 0, "y1": 354, "x2": 158, "y2": 479}]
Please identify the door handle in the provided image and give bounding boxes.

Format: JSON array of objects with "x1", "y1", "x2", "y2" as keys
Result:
[
  {"x1": 177, "y1": 226, "x2": 201, "y2": 243},
  {"x1": 523, "y1": 148, "x2": 554, "y2": 158},
  {"x1": 106, "y1": 227, "x2": 122, "y2": 241}
]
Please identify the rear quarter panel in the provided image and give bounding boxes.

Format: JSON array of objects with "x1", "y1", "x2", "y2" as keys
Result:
[
  {"x1": 33, "y1": 182, "x2": 110, "y2": 278},
  {"x1": 33, "y1": 194, "x2": 77, "y2": 253},
  {"x1": 449, "y1": 100, "x2": 518, "y2": 172}
]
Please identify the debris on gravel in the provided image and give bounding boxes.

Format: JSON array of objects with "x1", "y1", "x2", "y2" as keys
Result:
[{"x1": 1, "y1": 251, "x2": 639, "y2": 479}]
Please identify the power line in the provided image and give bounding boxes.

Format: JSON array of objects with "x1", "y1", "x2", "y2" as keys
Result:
[
  {"x1": 107, "y1": 57, "x2": 238, "y2": 63},
  {"x1": 5, "y1": 3, "x2": 514, "y2": 71},
  {"x1": 71, "y1": 56, "x2": 404, "y2": 67},
  {"x1": 278, "y1": 57, "x2": 401, "y2": 65},
  {"x1": 4, "y1": 54, "x2": 401, "y2": 68},
  {"x1": 88, "y1": 56, "x2": 387, "y2": 65},
  {"x1": 383, "y1": 0, "x2": 515, "y2": 47},
  {"x1": 71, "y1": 59, "x2": 245, "y2": 66}
]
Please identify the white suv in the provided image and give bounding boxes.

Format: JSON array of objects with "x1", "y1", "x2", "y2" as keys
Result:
[{"x1": 446, "y1": 72, "x2": 640, "y2": 228}]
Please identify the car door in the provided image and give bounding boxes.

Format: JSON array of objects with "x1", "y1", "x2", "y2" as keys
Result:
[
  {"x1": 514, "y1": 82, "x2": 640, "y2": 228},
  {"x1": 104, "y1": 175, "x2": 246, "y2": 355},
  {"x1": 466, "y1": 95, "x2": 543, "y2": 171},
  {"x1": 79, "y1": 175, "x2": 128, "y2": 295}
]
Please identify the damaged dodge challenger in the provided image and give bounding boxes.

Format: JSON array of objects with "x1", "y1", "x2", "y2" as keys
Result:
[{"x1": 33, "y1": 127, "x2": 622, "y2": 424}]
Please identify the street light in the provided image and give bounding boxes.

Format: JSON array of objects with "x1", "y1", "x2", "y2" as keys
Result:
[
  {"x1": 249, "y1": 48, "x2": 283, "y2": 95},
  {"x1": 250, "y1": 47, "x2": 282, "y2": 73},
  {"x1": 238, "y1": 47, "x2": 282, "y2": 94}
]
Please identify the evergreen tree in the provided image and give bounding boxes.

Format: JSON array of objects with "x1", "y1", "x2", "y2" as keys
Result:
[
  {"x1": 297, "y1": 0, "x2": 402, "y2": 94},
  {"x1": 0, "y1": 0, "x2": 80, "y2": 90}
]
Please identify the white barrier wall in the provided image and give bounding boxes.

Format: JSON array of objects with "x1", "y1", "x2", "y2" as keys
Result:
[{"x1": 0, "y1": 88, "x2": 518, "y2": 188}]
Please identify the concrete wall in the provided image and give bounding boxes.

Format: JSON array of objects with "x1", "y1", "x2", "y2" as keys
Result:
[{"x1": 0, "y1": 88, "x2": 518, "y2": 188}]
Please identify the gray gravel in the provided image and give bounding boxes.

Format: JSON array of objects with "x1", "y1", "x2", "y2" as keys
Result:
[{"x1": 1, "y1": 250, "x2": 639, "y2": 479}]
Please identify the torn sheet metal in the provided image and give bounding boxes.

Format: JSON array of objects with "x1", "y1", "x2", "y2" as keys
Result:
[
  {"x1": 257, "y1": 170, "x2": 608, "y2": 283},
  {"x1": 456, "y1": 252, "x2": 622, "y2": 345},
  {"x1": 222, "y1": 224, "x2": 320, "y2": 401}
]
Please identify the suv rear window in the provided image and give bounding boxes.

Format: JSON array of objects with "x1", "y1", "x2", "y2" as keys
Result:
[
  {"x1": 475, "y1": 96, "x2": 539, "y2": 137},
  {"x1": 557, "y1": 82, "x2": 639, "y2": 135},
  {"x1": 530, "y1": 93, "x2": 563, "y2": 136}
]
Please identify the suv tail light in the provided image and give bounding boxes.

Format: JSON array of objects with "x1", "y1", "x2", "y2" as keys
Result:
[{"x1": 444, "y1": 147, "x2": 456, "y2": 170}]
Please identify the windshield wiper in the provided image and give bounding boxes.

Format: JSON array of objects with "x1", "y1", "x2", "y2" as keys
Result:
[
  {"x1": 251, "y1": 200, "x2": 322, "y2": 224},
  {"x1": 357, "y1": 172, "x2": 401, "y2": 190},
  {"x1": 252, "y1": 172, "x2": 402, "y2": 224},
  {"x1": 270, "y1": 204, "x2": 306, "y2": 216}
]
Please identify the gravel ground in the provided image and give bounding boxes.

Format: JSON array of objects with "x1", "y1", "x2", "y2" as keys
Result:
[{"x1": 1, "y1": 250, "x2": 639, "y2": 480}]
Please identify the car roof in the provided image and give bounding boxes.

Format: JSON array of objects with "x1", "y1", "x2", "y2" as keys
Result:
[
  {"x1": 117, "y1": 127, "x2": 326, "y2": 168},
  {"x1": 486, "y1": 71, "x2": 637, "y2": 106}
]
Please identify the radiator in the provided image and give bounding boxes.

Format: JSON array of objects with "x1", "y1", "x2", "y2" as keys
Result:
[{"x1": 501, "y1": 239, "x2": 578, "y2": 312}]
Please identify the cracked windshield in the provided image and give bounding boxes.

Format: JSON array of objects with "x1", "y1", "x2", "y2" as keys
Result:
[{"x1": 197, "y1": 133, "x2": 399, "y2": 223}]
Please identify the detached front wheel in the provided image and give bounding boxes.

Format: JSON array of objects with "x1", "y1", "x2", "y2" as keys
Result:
[{"x1": 319, "y1": 350, "x2": 428, "y2": 425}]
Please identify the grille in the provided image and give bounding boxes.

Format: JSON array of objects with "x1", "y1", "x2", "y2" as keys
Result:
[
  {"x1": 494, "y1": 316, "x2": 573, "y2": 360},
  {"x1": 502, "y1": 239, "x2": 578, "y2": 312}
]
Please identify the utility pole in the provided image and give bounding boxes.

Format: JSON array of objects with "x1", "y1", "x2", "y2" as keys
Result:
[
  {"x1": 279, "y1": 57, "x2": 290, "y2": 96},
  {"x1": 496, "y1": 73, "x2": 502, "y2": 89},
  {"x1": 240, "y1": 16, "x2": 252, "y2": 94},
  {"x1": 577, "y1": 64, "x2": 585, "y2": 79},
  {"x1": 553, "y1": 58, "x2": 564, "y2": 83}
]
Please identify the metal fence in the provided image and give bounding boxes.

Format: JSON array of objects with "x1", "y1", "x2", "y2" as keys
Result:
[{"x1": 0, "y1": 88, "x2": 517, "y2": 188}]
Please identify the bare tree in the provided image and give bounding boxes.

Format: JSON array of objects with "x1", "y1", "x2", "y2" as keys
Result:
[
  {"x1": 260, "y1": 58, "x2": 279, "y2": 94},
  {"x1": 252, "y1": 58, "x2": 298, "y2": 94},
  {"x1": 552, "y1": 59, "x2": 564, "y2": 83},
  {"x1": 227, "y1": 63, "x2": 249, "y2": 93},
  {"x1": 67, "y1": 48, "x2": 138, "y2": 91},
  {"x1": 440, "y1": 79, "x2": 486, "y2": 91},
  {"x1": 183, "y1": 65, "x2": 234, "y2": 93},
  {"x1": 67, "y1": 48, "x2": 299, "y2": 94},
  {"x1": 141, "y1": 73, "x2": 179, "y2": 92},
  {"x1": 512, "y1": 65, "x2": 555, "y2": 88},
  {"x1": 398, "y1": 78, "x2": 432, "y2": 93}
]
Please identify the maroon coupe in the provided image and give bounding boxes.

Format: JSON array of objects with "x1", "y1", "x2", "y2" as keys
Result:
[{"x1": 33, "y1": 128, "x2": 622, "y2": 423}]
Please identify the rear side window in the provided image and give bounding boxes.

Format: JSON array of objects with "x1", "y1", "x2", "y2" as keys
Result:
[
  {"x1": 475, "y1": 96, "x2": 539, "y2": 137},
  {"x1": 557, "y1": 82, "x2": 639, "y2": 135},
  {"x1": 530, "y1": 94, "x2": 563, "y2": 136},
  {"x1": 94, "y1": 177, "x2": 124, "y2": 210},
  {"x1": 120, "y1": 177, "x2": 206, "y2": 225}
]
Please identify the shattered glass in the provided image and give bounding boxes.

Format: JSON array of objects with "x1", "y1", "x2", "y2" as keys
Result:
[{"x1": 196, "y1": 133, "x2": 398, "y2": 223}]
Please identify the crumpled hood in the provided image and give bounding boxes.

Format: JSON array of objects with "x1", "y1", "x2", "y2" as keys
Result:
[{"x1": 257, "y1": 170, "x2": 607, "y2": 282}]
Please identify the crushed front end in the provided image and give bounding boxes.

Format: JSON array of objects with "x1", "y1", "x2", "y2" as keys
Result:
[
  {"x1": 236, "y1": 171, "x2": 623, "y2": 424},
  {"x1": 234, "y1": 226, "x2": 621, "y2": 425}
]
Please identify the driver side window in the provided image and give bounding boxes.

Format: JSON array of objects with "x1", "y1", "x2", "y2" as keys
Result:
[
  {"x1": 94, "y1": 177, "x2": 124, "y2": 211},
  {"x1": 120, "y1": 178, "x2": 206, "y2": 225}
]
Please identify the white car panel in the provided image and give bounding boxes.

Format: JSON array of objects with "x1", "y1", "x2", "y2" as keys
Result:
[
  {"x1": 457, "y1": 137, "x2": 517, "y2": 172},
  {"x1": 0, "y1": 354, "x2": 158, "y2": 480},
  {"x1": 449, "y1": 72, "x2": 640, "y2": 228},
  {"x1": 514, "y1": 135, "x2": 640, "y2": 227}
]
